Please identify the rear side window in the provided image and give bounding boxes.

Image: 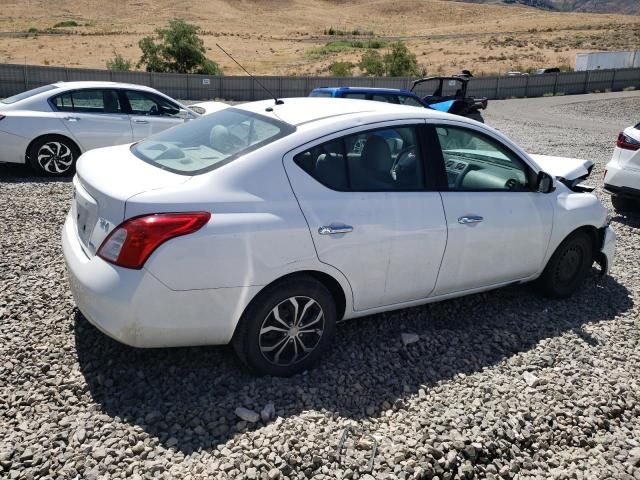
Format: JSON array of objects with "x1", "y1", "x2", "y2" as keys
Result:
[
  {"x1": 50, "y1": 89, "x2": 122, "y2": 114},
  {"x1": 371, "y1": 94, "x2": 398, "y2": 103},
  {"x1": 132, "y1": 107, "x2": 295, "y2": 175},
  {"x1": 294, "y1": 126, "x2": 425, "y2": 191}
]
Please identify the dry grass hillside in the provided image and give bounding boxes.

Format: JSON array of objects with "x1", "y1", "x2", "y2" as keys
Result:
[{"x1": 0, "y1": 0, "x2": 638, "y2": 76}]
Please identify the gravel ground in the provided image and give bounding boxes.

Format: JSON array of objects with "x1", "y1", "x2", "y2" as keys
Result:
[{"x1": 2, "y1": 92, "x2": 640, "y2": 480}]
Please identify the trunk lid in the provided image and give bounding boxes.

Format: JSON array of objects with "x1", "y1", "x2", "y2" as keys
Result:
[
  {"x1": 73, "y1": 144, "x2": 191, "y2": 256},
  {"x1": 529, "y1": 153, "x2": 594, "y2": 183}
]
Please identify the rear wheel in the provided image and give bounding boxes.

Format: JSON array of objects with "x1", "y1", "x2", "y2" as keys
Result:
[
  {"x1": 232, "y1": 276, "x2": 336, "y2": 376},
  {"x1": 28, "y1": 135, "x2": 79, "y2": 176},
  {"x1": 535, "y1": 231, "x2": 593, "y2": 298},
  {"x1": 466, "y1": 111, "x2": 485, "y2": 123},
  {"x1": 611, "y1": 195, "x2": 638, "y2": 212}
]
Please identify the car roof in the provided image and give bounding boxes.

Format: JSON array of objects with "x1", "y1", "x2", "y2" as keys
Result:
[
  {"x1": 236, "y1": 97, "x2": 451, "y2": 126},
  {"x1": 52, "y1": 81, "x2": 159, "y2": 92},
  {"x1": 312, "y1": 86, "x2": 415, "y2": 95}
]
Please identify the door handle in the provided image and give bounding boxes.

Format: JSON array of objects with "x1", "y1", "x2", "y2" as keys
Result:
[
  {"x1": 318, "y1": 225, "x2": 353, "y2": 235},
  {"x1": 133, "y1": 119, "x2": 149, "y2": 124},
  {"x1": 64, "y1": 116, "x2": 80, "y2": 122},
  {"x1": 458, "y1": 215, "x2": 483, "y2": 225}
]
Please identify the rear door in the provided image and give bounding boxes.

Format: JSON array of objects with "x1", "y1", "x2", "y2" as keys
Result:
[
  {"x1": 53, "y1": 89, "x2": 133, "y2": 150},
  {"x1": 122, "y1": 89, "x2": 186, "y2": 140},
  {"x1": 284, "y1": 121, "x2": 447, "y2": 311},
  {"x1": 429, "y1": 122, "x2": 553, "y2": 295}
]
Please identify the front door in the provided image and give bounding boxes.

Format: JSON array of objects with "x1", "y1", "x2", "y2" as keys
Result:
[
  {"x1": 284, "y1": 122, "x2": 447, "y2": 311},
  {"x1": 430, "y1": 123, "x2": 554, "y2": 295},
  {"x1": 123, "y1": 90, "x2": 186, "y2": 141}
]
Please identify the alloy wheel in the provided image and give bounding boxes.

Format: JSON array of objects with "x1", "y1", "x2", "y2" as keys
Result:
[
  {"x1": 258, "y1": 296, "x2": 325, "y2": 366},
  {"x1": 37, "y1": 141, "x2": 74, "y2": 174}
]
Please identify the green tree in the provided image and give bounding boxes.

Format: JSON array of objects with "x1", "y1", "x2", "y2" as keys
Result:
[
  {"x1": 106, "y1": 51, "x2": 132, "y2": 71},
  {"x1": 329, "y1": 61, "x2": 354, "y2": 77},
  {"x1": 359, "y1": 50, "x2": 385, "y2": 76},
  {"x1": 137, "y1": 19, "x2": 222, "y2": 75},
  {"x1": 383, "y1": 42, "x2": 419, "y2": 77}
]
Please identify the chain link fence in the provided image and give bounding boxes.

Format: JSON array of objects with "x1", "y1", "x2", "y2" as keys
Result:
[{"x1": 0, "y1": 63, "x2": 638, "y2": 101}]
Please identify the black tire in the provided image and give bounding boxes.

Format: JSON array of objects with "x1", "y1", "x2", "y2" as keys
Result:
[
  {"x1": 611, "y1": 195, "x2": 637, "y2": 212},
  {"x1": 535, "y1": 231, "x2": 593, "y2": 299},
  {"x1": 466, "y1": 111, "x2": 485, "y2": 123},
  {"x1": 232, "y1": 275, "x2": 336, "y2": 376},
  {"x1": 28, "y1": 135, "x2": 80, "y2": 176}
]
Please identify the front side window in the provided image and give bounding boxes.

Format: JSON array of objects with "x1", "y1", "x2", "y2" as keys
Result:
[
  {"x1": 294, "y1": 126, "x2": 425, "y2": 191},
  {"x1": 398, "y1": 95, "x2": 424, "y2": 108},
  {"x1": 132, "y1": 107, "x2": 295, "y2": 175},
  {"x1": 342, "y1": 92, "x2": 367, "y2": 100},
  {"x1": 435, "y1": 126, "x2": 532, "y2": 191},
  {"x1": 125, "y1": 90, "x2": 181, "y2": 117}
]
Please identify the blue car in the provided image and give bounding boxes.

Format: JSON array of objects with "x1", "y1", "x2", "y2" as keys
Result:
[{"x1": 309, "y1": 77, "x2": 487, "y2": 123}]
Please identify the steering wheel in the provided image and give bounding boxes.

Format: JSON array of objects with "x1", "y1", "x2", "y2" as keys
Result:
[{"x1": 390, "y1": 146, "x2": 416, "y2": 181}]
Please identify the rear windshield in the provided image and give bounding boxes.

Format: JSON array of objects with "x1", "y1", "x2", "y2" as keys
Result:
[
  {"x1": 1, "y1": 84, "x2": 58, "y2": 104},
  {"x1": 132, "y1": 107, "x2": 296, "y2": 175}
]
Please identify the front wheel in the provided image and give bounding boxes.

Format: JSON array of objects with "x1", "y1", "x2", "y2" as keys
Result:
[
  {"x1": 28, "y1": 135, "x2": 79, "y2": 176},
  {"x1": 232, "y1": 276, "x2": 336, "y2": 376},
  {"x1": 534, "y1": 231, "x2": 593, "y2": 299},
  {"x1": 466, "y1": 111, "x2": 484, "y2": 123}
]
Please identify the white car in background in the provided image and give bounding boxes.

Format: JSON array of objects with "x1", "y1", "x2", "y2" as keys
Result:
[
  {"x1": 62, "y1": 98, "x2": 615, "y2": 376},
  {"x1": 0, "y1": 81, "x2": 199, "y2": 176},
  {"x1": 604, "y1": 124, "x2": 640, "y2": 211},
  {"x1": 188, "y1": 100, "x2": 229, "y2": 116}
]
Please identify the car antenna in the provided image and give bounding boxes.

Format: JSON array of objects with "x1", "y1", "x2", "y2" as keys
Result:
[{"x1": 216, "y1": 43, "x2": 284, "y2": 106}]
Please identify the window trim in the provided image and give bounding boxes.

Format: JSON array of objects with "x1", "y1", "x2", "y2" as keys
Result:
[
  {"x1": 427, "y1": 120, "x2": 538, "y2": 193},
  {"x1": 48, "y1": 88, "x2": 125, "y2": 115},
  {"x1": 292, "y1": 121, "x2": 439, "y2": 193}
]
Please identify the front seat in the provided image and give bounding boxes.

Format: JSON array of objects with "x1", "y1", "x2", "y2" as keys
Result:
[
  {"x1": 103, "y1": 91, "x2": 119, "y2": 113},
  {"x1": 357, "y1": 135, "x2": 393, "y2": 188}
]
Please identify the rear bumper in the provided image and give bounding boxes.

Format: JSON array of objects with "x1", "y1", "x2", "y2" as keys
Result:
[
  {"x1": 604, "y1": 157, "x2": 640, "y2": 199},
  {"x1": 62, "y1": 212, "x2": 261, "y2": 347},
  {"x1": 0, "y1": 130, "x2": 28, "y2": 164}
]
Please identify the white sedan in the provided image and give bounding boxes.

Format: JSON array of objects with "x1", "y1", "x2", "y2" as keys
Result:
[
  {"x1": 62, "y1": 98, "x2": 616, "y2": 376},
  {"x1": 0, "y1": 81, "x2": 198, "y2": 176},
  {"x1": 604, "y1": 123, "x2": 640, "y2": 211}
]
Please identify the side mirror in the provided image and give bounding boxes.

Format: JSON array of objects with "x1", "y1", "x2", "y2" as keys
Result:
[
  {"x1": 177, "y1": 108, "x2": 194, "y2": 120},
  {"x1": 537, "y1": 171, "x2": 555, "y2": 193}
]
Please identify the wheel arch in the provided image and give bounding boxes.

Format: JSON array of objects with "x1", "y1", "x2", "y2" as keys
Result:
[
  {"x1": 234, "y1": 270, "x2": 349, "y2": 339},
  {"x1": 25, "y1": 133, "x2": 82, "y2": 163}
]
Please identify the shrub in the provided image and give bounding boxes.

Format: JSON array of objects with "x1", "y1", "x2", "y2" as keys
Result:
[
  {"x1": 329, "y1": 61, "x2": 354, "y2": 77},
  {"x1": 53, "y1": 20, "x2": 79, "y2": 28},
  {"x1": 137, "y1": 19, "x2": 222, "y2": 75},
  {"x1": 383, "y1": 42, "x2": 419, "y2": 77},
  {"x1": 106, "y1": 51, "x2": 132, "y2": 71},
  {"x1": 359, "y1": 50, "x2": 385, "y2": 76}
]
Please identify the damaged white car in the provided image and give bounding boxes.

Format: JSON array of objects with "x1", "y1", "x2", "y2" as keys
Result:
[{"x1": 62, "y1": 98, "x2": 616, "y2": 376}]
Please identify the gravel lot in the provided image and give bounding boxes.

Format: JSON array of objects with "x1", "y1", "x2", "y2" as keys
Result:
[{"x1": 1, "y1": 92, "x2": 640, "y2": 480}]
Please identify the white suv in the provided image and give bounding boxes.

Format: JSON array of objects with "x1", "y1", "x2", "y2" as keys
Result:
[{"x1": 604, "y1": 124, "x2": 640, "y2": 211}]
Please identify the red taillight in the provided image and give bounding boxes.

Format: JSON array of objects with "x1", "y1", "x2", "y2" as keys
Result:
[
  {"x1": 616, "y1": 132, "x2": 640, "y2": 151},
  {"x1": 97, "y1": 212, "x2": 211, "y2": 269}
]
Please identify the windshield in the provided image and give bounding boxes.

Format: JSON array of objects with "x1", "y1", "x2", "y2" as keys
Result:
[
  {"x1": 1, "y1": 84, "x2": 58, "y2": 104},
  {"x1": 132, "y1": 107, "x2": 296, "y2": 175}
]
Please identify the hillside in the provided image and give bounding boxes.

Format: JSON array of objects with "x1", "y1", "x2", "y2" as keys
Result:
[
  {"x1": 0, "y1": 0, "x2": 638, "y2": 76},
  {"x1": 449, "y1": 0, "x2": 640, "y2": 15}
]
